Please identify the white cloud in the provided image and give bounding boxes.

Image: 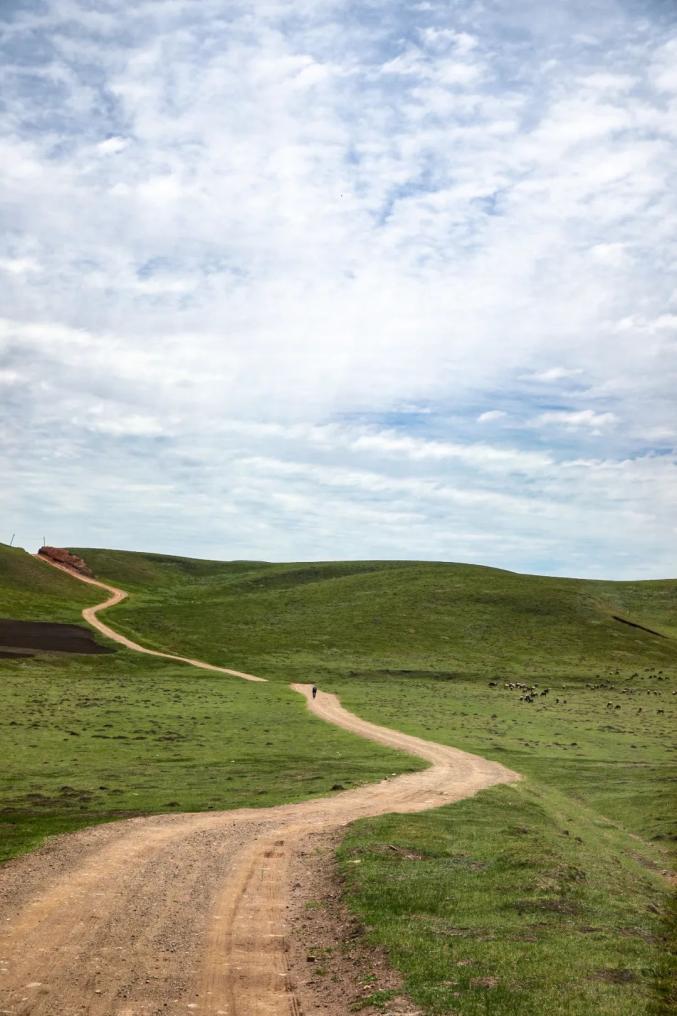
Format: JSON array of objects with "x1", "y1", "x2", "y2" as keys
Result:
[
  {"x1": 0, "y1": 0, "x2": 675, "y2": 577},
  {"x1": 134, "y1": 276, "x2": 194, "y2": 295},
  {"x1": 477, "y1": 410, "x2": 507, "y2": 422},
  {"x1": 135, "y1": 174, "x2": 185, "y2": 205},
  {"x1": 95, "y1": 136, "x2": 129, "y2": 155},
  {"x1": 578, "y1": 72, "x2": 637, "y2": 94},
  {"x1": 346, "y1": 429, "x2": 553, "y2": 472},
  {"x1": 0, "y1": 317, "x2": 92, "y2": 350},
  {"x1": 535, "y1": 409, "x2": 617, "y2": 430},
  {"x1": 650, "y1": 39, "x2": 677, "y2": 94},
  {"x1": 589, "y1": 242, "x2": 629, "y2": 267},
  {"x1": 84, "y1": 413, "x2": 170, "y2": 437},
  {"x1": 524, "y1": 368, "x2": 584, "y2": 383},
  {"x1": 237, "y1": 455, "x2": 534, "y2": 514},
  {"x1": 652, "y1": 315, "x2": 677, "y2": 331},
  {"x1": 419, "y1": 28, "x2": 478, "y2": 54},
  {"x1": 0, "y1": 257, "x2": 40, "y2": 275}
]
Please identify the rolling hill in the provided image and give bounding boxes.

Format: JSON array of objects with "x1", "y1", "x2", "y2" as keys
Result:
[
  {"x1": 1, "y1": 542, "x2": 674, "y2": 1014},
  {"x1": 71, "y1": 547, "x2": 677, "y2": 682}
]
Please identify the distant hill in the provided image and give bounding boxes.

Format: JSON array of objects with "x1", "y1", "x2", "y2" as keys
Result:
[{"x1": 68, "y1": 548, "x2": 677, "y2": 682}]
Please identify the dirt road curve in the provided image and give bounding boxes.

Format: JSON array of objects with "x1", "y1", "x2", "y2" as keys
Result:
[
  {"x1": 36, "y1": 556, "x2": 266, "y2": 681},
  {"x1": 0, "y1": 562, "x2": 519, "y2": 1015}
]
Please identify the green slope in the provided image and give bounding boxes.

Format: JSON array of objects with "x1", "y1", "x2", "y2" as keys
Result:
[
  {"x1": 72, "y1": 548, "x2": 677, "y2": 681},
  {"x1": 0, "y1": 545, "x2": 421, "y2": 862},
  {"x1": 0, "y1": 543, "x2": 101, "y2": 623},
  {"x1": 69, "y1": 547, "x2": 676, "y2": 1015},
  {"x1": 64, "y1": 548, "x2": 677, "y2": 838},
  {"x1": 339, "y1": 783, "x2": 672, "y2": 1016},
  {"x1": 3, "y1": 545, "x2": 674, "y2": 1013}
]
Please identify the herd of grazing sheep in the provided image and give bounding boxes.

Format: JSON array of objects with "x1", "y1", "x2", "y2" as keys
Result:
[{"x1": 486, "y1": 666, "x2": 673, "y2": 714}]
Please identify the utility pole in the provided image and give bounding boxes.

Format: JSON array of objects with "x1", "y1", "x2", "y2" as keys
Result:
[{"x1": 9, "y1": 533, "x2": 14, "y2": 546}]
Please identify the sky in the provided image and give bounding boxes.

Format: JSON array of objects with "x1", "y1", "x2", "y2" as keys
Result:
[{"x1": 1, "y1": 0, "x2": 676, "y2": 579}]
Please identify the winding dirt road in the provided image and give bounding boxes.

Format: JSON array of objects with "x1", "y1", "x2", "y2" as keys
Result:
[
  {"x1": 0, "y1": 560, "x2": 519, "y2": 1015},
  {"x1": 36, "y1": 557, "x2": 265, "y2": 682}
]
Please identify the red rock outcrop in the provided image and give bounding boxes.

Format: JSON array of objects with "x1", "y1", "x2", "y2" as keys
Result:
[{"x1": 38, "y1": 546, "x2": 94, "y2": 577}]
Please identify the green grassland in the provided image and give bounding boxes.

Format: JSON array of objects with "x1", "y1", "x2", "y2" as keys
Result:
[
  {"x1": 326, "y1": 672, "x2": 676, "y2": 1013},
  {"x1": 331, "y1": 672, "x2": 676, "y2": 843},
  {"x1": 0, "y1": 543, "x2": 102, "y2": 622},
  {"x1": 339, "y1": 784, "x2": 671, "y2": 1016},
  {"x1": 65, "y1": 547, "x2": 677, "y2": 840},
  {"x1": 72, "y1": 548, "x2": 677, "y2": 681},
  {"x1": 69, "y1": 547, "x2": 676, "y2": 1014},
  {"x1": 0, "y1": 544, "x2": 421, "y2": 862},
  {"x1": 2, "y1": 544, "x2": 675, "y2": 1012}
]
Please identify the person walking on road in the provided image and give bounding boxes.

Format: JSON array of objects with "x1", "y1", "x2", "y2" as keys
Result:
[{"x1": 312, "y1": 685, "x2": 318, "y2": 699}]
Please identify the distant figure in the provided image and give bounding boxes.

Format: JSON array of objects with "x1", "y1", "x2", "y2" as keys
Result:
[{"x1": 312, "y1": 685, "x2": 318, "y2": 699}]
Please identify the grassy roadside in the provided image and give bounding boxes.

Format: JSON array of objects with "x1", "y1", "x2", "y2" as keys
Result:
[
  {"x1": 0, "y1": 544, "x2": 101, "y2": 623},
  {"x1": 329, "y1": 674, "x2": 676, "y2": 842},
  {"x1": 0, "y1": 651, "x2": 423, "y2": 864},
  {"x1": 338, "y1": 782, "x2": 672, "y2": 1016},
  {"x1": 327, "y1": 673, "x2": 675, "y2": 1015}
]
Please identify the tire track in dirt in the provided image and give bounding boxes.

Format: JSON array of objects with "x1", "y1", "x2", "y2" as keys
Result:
[{"x1": 0, "y1": 558, "x2": 520, "y2": 1015}]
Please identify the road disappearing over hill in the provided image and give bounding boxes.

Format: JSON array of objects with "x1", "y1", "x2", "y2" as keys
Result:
[{"x1": 0, "y1": 558, "x2": 519, "y2": 1015}]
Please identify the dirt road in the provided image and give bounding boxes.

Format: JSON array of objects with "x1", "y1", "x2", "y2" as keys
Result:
[
  {"x1": 36, "y1": 556, "x2": 265, "y2": 681},
  {"x1": 0, "y1": 562, "x2": 519, "y2": 1015}
]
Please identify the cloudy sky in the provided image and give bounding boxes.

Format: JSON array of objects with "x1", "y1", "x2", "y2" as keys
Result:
[{"x1": 1, "y1": 0, "x2": 676, "y2": 578}]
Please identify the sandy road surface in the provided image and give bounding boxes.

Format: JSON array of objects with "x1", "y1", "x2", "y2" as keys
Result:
[
  {"x1": 0, "y1": 561, "x2": 520, "y2": 1015},
  {"x1": 35, "y1": 556, "x2": 265, "y2": 682}
]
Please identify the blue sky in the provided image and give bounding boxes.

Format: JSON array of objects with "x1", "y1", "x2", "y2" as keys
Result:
[{"x1": 1, "y1": 0, "x2": 676, "y2": 578}]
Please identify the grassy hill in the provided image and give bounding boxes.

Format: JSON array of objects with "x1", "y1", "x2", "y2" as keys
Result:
[
  {"x1": 3, "y1": 544, "x2": 675, "y2": 1014},
  {"x1": 0, "y1": 545, "x2": 420, "y2": 862},
  {"x1": 65, "y1": 548, "x2": 677, "y2": 836},
  {"x1": 72, "y1": 547, "x2": 677, "y2": 681},
  {"x1": 69, "y1": 548, "x2": 677, "y2": 1014},
  {"x1": 0, "y1": 543, "x2": 101, "y2": 623}
]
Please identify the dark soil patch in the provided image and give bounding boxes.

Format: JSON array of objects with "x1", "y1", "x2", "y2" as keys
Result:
[{"x1": 0, "y1": 619, "x2": 115, "y2": 655}]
